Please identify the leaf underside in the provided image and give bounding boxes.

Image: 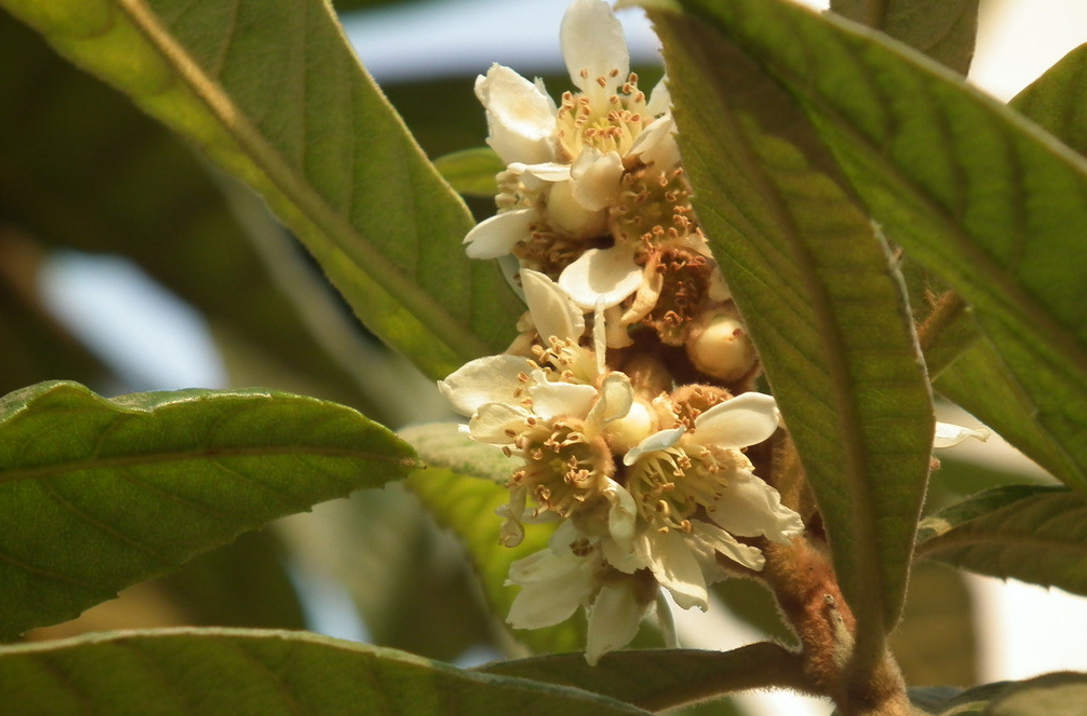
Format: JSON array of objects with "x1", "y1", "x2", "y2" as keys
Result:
[
  {"x1": 0, "y1": 0, "x2": 521, "y2": 380},
  {"x1": 654, "y1": 8, "x2": 934, "y2": 667},
  {"x1": 664, "y1": 0, "x2": 1087, "y2": 496}
]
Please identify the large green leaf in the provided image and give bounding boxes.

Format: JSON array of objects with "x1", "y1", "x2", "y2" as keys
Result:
[
  {"x1": 0, "y1": 380, "x2": 417, "y2": 639},
  {"x1": 476, "y1": 643, "x2": 810, "y2": 711},
  {"x1": 401, "y1": 423, "x2": 588, "y2": 655},
  {"x1": 653, "y1": 10, "x2": 934, "y2": 667},
  {"x1": 0, "y1": 0, "x2": 522, "y2": 380},
  {"x1": 0, "y1": 628, "x2": 653, "y2": 716},
  {"x1": 915, "y1": 484, "x2": 1087, "y2": 596},
  {"x1": 932, "y1": 44, "x2": 1087, "y2": 486},
  {"x1": 829, "y1": 0, "x2": 979, "y2": 75},
  {"x1": 0, "y1": 13, "x2": 396, "y2": 411},
  {"x1": 663, "y1": 0, "x2": 1087, "y2": 493}
]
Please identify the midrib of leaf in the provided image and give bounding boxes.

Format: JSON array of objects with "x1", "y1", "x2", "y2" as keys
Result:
[
  {"x1": 112, "y1": 0, "x2": 491, "y2": 363},
  {"x1": 691, "y1": 73, "x2": 881, "y2": 627}
]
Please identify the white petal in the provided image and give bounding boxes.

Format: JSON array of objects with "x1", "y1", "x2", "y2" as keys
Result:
[
  {"x1": 585, "y1": 580, "x2": 644, "y2": 665},
  {"x1": 708, "y1": 469, "x2": 804, "y2": 544},
  {"x1": 570, "y1": 149, "x2": 624, "y2": 211},
  {"x1": 628, "y1": 114, "x2": 680, "y2": 170},
  {"x1": 529, "y1": 380, "x2": 598, "y2": 421},
  {"x1": 521, "y1": 268, "x2": 585, "y2": 343},
  {"x1": 547, "y1": 179, "x2": 605, "y2": 235},
  {"x1": 475, "y1": 64, "x2": 556, "y2": 165},
  {"x1": 603, "y1": 478, "x2": 637, "y2": 548},
  {"x1": 558, "y1": 246, "x2": 644, "y2": 310},
  {"x1": 692, "y1": 520, "x2": 766, "y2": 571},
  {"x1": 600, "y1": 372, "x2": 635, "y2": 423},
  {"x1": 464, "y1": 209, "x2": 535, "y2": 259},
  {"x1": 561, "y1": 0, "x2": 629, "y2": 94},
  {"x1": 438, "y1": 354, "x2": 531, "y2": 416},
  {"x1": 640, "y1": 529, "x2": 708, "y2": 611},
  {"x1": 691, "y1": 392, "x2": 780, "y2": 449},
  {"x1": 934, "y1": 422, "x2": 992, "y2": 448},
  {"x1": 623, "y1": 426, "x2": 685, "y2": 466},
  {"x1": 517, "y1": 161, "x2": 572, "y2": 184},
  {"x1": 645, "y1": 75, "x2": 671, "y2": 117},
  {"x1": 469, "y1": 402, "x2": 531, "y2": 443},
  {"x1": 507, "y1": 553, "x2": 594, "y2": 630}
]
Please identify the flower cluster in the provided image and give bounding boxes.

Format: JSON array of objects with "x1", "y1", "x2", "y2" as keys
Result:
[
  {"x1": 464, "y1": 0, "x2": 752, "y2": 379},
  {"x1": 439, "y1": 0, "x2": 804, "y2": 664}
]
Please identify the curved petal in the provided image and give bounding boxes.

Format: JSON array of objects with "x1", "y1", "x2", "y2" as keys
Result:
[
  {"x1": 603, "y1": 478, "x2": 637, "y2": 548},
  {"x1": 708, "y1": 469, "x2": 804, "y2": 543},
  {"x1": 585, "y1": 580, "x2": 644, "y2": 665},
  {"x1": 529, "y1": 380, "x2": 598, "y2": 421},
  {"x1": 598, "y1": 372, "x2": 635, "y2": 423},
  {"x1": 628, "y1": 114, "x2": 680, "y2": 170},
  {"x1": 517, "y1": 161, "x2": 572, "y2": 184},
  {"x1": 934, "y1": 421, "x2": 992, "y2": 448},
  {"x1": 645, "y1": 75, "x2": 671, "y2": 117},
  {"x1": 640, "y1": 529, "x2": 708, "y2": 611},
  {"x1": 571, "y1": 149, "x2": 624, "y2": 211},
  {"x1": 521, "y1": 268, "x2": 585, "y2": 343},
  {"x1": 623, "y1": 426, "x2": 685, "y2": 466},
  {"x1": 691, "y1": 392, "x2": 780, "y2": 449},
  {"x1": 469, "y1": 402, "x2": 531, "y2": 443},
  {"x1": 692, "y1": 520, "x2": 767, "y2": 571},
  {"x1": 558, "y1": 246, "x2": 644, "y2": 309},
  {"x1": 464, "y1": 208, "x2": 536, "y2": 259},
  {"x1": 561, "y1": 0, "x2": 629, "y2": 95},
  {"x1": 438, "y1": 354, "x2": 531, "y2": 415},
  {"x1": 507, "y1": 552, "x2": 594, "y2": 630},
  {"x1": 476, "y1": 64, "x2": 557, "y2": 165}
]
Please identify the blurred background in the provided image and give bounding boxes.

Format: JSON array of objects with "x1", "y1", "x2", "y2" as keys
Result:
[{"x1": 2, "y1": 1, "x2": 1086, "y2": 714}]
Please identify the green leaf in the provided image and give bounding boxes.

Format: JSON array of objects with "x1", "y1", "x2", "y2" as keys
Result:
[
  {"x1": 475, "y1": 643, "x2": 810, "y2": 712},
  {"x1": 401, "y1": 423, "x2": 587, "y2": 655},
  {"x1": 663, "y1": 0, "x2": 1087, "y2": 494},
  {"x1": 934, "y1": 341, "x2": 1082, "y2": 484},
  {"x1": 653, "y1": 9, "x2": 934, "y2": 664},
  {"x1": 908, "y1": 683, "x2": 1008, "y2": 715},
  {"x1": 987, "y1": 673, "x2": 1087, "y2": 716},
  {"x1": 0, "y1": 13, "x2": 395, "y2": 411},
  {"x1": 0, "y1": 628, "x2": 653, "y2": 716},
  {"x1": 932, "y1": 45, "x2": 1087, "y2": 487},
  {"x1": 829, "y1": 0, "x2": 979, "y2": 75},
  {"x1": 1012, "y1": 44, "x2": 1087, "y2": 158},
  {"x1": 433, "y1": 148, "x2": 505, "y2": 197},
  {"x1": 915, "y1": 484, "x2": 1087, "y2": 596},
  {"x1": 0, "y1": 380, "x2": 417, "y2": 640},
  {"x1": 0, "y1": 0, "x2": 521, "y2": 380}
]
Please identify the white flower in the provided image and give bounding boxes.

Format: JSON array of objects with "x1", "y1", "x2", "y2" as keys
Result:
[
  {"x1": 621, "y1": 392, "x2": 804, "y2": 607},
  {"x1": 506, "y1": 521, "x2": 652, "y2": 664},
  {"x1": 464, "y1": 0, "x2": 671, "y2": 267}
]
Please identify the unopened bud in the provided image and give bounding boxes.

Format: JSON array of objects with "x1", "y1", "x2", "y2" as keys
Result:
[{"x1": 686, "y1": 310, "x2": 758, "y2": 383}]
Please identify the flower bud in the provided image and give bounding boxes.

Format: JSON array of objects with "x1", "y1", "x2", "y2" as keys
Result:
[{"x1": 686, "y1": 309, "x2": 758, "y2": 383}]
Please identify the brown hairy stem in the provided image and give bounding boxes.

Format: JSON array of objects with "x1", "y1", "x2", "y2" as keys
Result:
[{"x1": 761, "y1": 537, "x2": 911, "y2": 715}]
